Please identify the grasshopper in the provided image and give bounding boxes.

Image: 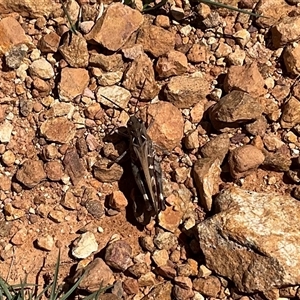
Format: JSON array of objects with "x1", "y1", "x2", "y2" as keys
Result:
[{"x1": 100, "y1": 94, "x2": 166, "y2": 224}]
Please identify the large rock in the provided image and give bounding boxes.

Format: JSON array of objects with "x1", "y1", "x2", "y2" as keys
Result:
[{"x1": 197, "y1": 187, "x2": 300, "y2": 293}]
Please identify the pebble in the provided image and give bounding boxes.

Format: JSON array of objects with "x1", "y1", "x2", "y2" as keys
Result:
[
  {"x1": 36, "y1": 234, "x2": 54, "y2": 251},
  {"x1": 72, "y1": 232, "x2": 98, "y2": 259},
  {"x1": 29, "y1": 58, "x2": 54, "y2": 79}
]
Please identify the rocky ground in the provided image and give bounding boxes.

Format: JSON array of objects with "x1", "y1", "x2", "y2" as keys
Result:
[{"x1": 1, "y1": 0, "x2": 300, "y2": 299}]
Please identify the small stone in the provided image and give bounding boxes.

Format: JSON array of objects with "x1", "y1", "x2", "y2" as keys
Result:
[
  {"x1": 198, "y1": 265, "x2": 212, "y2": 277},
  {"x1": 5, "y1": 44, "x2": 28, "y2": 69},
  {"x1": 138, "y1": 272, "x2": 157, "y2": 287},
  {"x1": 0, "y1": 121, "x2": 13, "y2": 143},
  {"x1": 2, "y1": 150, "x2": 15, "y2": 166},
  {"x1": 78, "y1": 258, "x2": 115, "y2": 292},
  {"x1": 59, "y1": 32, "x2": 89, "y2": 68},
  {"x1": 93, "y1": 158, "x2": 123, "y2": 183},
  {"x1": 228, "y1": 145, "x2": 265, "y2": 179},
  {"x1": 153, "y1": 232, "x2": 178, "y2": 250},
  {"x1": 4, "y1": 203, "x2": 25, "y2": 221},
  {"x1": 96, "y1": 85, "x2": 131, "y2": 109},
  {"x1": 29, "y1": 58, "x2": 54, "y2": 79},
  {"x1": 0, "y1": 17, "x2": 31, "y2": 55},
  {"x1": 38, "y1": 31, "x2": 60, "y2": 53},
  {"x1": 61, "y1": 190, "x2": 78, "y2": 210},
  {"x1": 11, "y1": 228, "x2": 27, "y2": 245},
  {"x1": 137, "y1": 24, "x2": 175, "y2": 57},
  {"x1": 156, "y1": 50, "x2": 188, "y2": 78},
  {"x1": 155, "y1": 15, "x2": 170, "y2": 28},
  {"x1": 58, "y1": 67, "x2": 90, "y2": 101},
  {"x1": 187, "y1": 43, "x2": 208, "y2": 63},
  {"x1": 48, "y1": 209, "x2": 65, "y2": 223},
  {"x1": 40, "y1": 117, "x2": 76, "y2": 143},
  {"x1": 152, "y1": 249, "x2": 169, "y2": 267},
  {"x1": 85, "y1": 200, "x2": 104, "y2": 219},
  {"x1": 233, "y1": 29, "x2": 250, "y2": 47},
  {"x1": 193, "y1": 276, "x2": 222, "y2": 297},
  {"x1": 281, "y1": 97, "x2": 300, "y2": 129},
  {"x1": 36, "y1": 234, "x2": 54, "y2": 251},
  {"x1": 85, "y1": 3, "x2": 143, "y2": 51},
  {"x1": 164, "y1": 75, "x2": 210, "y2": 109},
  {"x1": 105, "y1": 240, "x2": 133, "y2": 271},
  {"x1": 72, "y1": 232, "x2": 98, "y2": 259},
  {"x1": 184, "y1": 130, "x2": 199, "y2": 150},
  {"x1": 44, "y1": 161, "x2": 64, "y2": 181},
  {"x1": 193, "y1": 158, "x2": 221, "y2": 211},
  {"x1": 283, "y1": 44, "x2": 300, "y2": 76},
  {"x1": 108, "y1": 191, "x2": 128, "y2": 211},
  {"x1": 123, "y1": 278, "x2": 139, "y2": 295},
  {"x1": 16, "y1": 159, "x2": 47, "y2": 188},
  {"x1": 90, "y1": 53, "x2": 123, "y2": 72}
]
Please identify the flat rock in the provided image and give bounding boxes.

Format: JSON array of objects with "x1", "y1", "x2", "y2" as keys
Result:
[
  {"x1": 224, "y1": 62, "x2": 266, "y2": 98},
  {"x1": 0, "y1": 121, "x2": 13, "y2": 143},
  {"x1": 197, "y1": 187, "x2": 300, "y2": 293},
  {"x1": 16, "y1": 159, "x2": 46, "y2": 188},
  {"x1": 209, "y1": 90, "x2": 263, "y2": 131},
  {"x1": 38, "y1": 32, "x2": 60, "y2": 53},
  {"x1": 59, "y1": 32, "x2": 89, "y2": 68},
  {"x1": 137, "y1": 24, "x2": 175, "y2": 57},
  {"x1": 85, "y1": 3, "x2": 143, "y2": 51},
  {"x1": 58, "y1": 67, "x2": 90, "y2": 101},
  {"x1": 164, "y1": 75, "x2": 210, "y2": 109},
  {"x1": 123, "y1": 53, "x2": 159, "y2": 100},
  {"x1": 0, "y1": 0, "x2": 60, "y2": 17},
  {"x1": 93, "y1": 158, "x2": 123, "y2": 183},
  {"x1": 40, "y1": 116, "x2": 76, "y2": 143},
  {"x1": 283, "y1": 44, "x2": 300, "y2": 76},
  {"x1": 0, "y1": 17, "x2": 31, "y2": 55},
  {"x1": 147, "y1": 102, "x2": 184, "y2": 151}
]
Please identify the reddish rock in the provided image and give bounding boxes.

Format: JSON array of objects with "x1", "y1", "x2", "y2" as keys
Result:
[
  {"x1": 38, "y1": 32, "x2": 60, "y2": 53},
  {"x1": 44, "y1": 160, "x2": 64, "y2": 181},
  {"x1": 85, "y1": 3, "x2": 143, "y2": 51},
  {"x1": 16, "y1": 159, "x2": 46, "y2": 188}
]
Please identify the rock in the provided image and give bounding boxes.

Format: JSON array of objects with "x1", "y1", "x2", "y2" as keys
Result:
[
  {"x1": 139, "y1": 236, "x2": 156, "y2": 252},
  {"x1": 72, "y1": 232, "x2": 98, "y2": 259},
  {"x1": 0, "y1": 0, "x2": 60, "y2": 17},
  {"x1": 227, "y1": 47, "x2": 246, "y2": 66},
  {"x1": 96, "y1": 85, "x2": 131, "y2": 109},
  {"x1": 4, "y1": 203, "x2": 25, "y2": 221},
  {"x1": 245, "y1": 115, "x2": 268, "y2": 136},
  {"x1": 78, "y1": 258, "x2": 114, "y2": 292},
  {"x1": 173, "y1": 277, "x2": 194, "y2": 300},
  {"x1": 155, "y1": 50, "x2": 188, "y2": 78},
  {"x1": 193, "y1": 158, "x2": 221, "y2": 211},
  {"x1": 89, "y1": 53, "x2": 123, "y2": 72},
  {"x1": 108, "y1": 191, "x2": 128, "y2": 211},
  {"x1": 137, "y1": 24, "x2": 175, "y2": 57},
  {"x1": 61, "y1": 190, "x2": 78, "y2": 210},
  {"x1": 224, "y1": 62, "x2": 266, "y2": 97},
  {"x1": 29, "y1": 58, "x2": 54, "y2": 79},
  {"x1": 10, "y1": 228, "x2": 27, "y2": 245},
  {"x1": 209, "y1": 90, "x2": 263, "y2": 131},
  {"x1": 153, "y1": 232, "x2": 177, "y2": 250},
  {"x1": 0, "y1": 174, "x2": 11, "y2": 191},
  {"x1": 155, "y1": 265, "x2": 176, "y2": 280},
  {"x1": 59, "y1": 32, "x2": 89, "y2": 68},
  {"x1": 262, "y1": 147, "x2": 292, "y2": 172},
  {"x1": 164, "y1": 75, "x2": 210, "y2": 109},
  {"x1": 63, "y1": 147, "x2": 86, "y2": 185},
  {"x1": 58, "y1": 67, "x2": 90, "y2": 101},
  {"x1": 281, "y1": 97, "x2": 300, "y2": 129},
  {"x1": 36, "y1": 234, "x2": 54, "y2": 251},
  {"x1": 197, "y1": 187, "x2": 300, "y2": 293},
  {"x1": 271, "y1": 16, "x2": 300, "y2": 48},
  {"x1": 40, "y1": 117, "x2": 76, "y2": 143},
  {"x1": 193, "y1": 276, "x2": 221, "y2": 297},
  {"x1": 85, "y1": 3, "x2": 143, "y2": 51},
  {"x1": 187, "y1": 43, "x2": 209, "y2": 63},
  {"x1": 16, "y1": 159, "x2": 46, "y2": 188},
  {"x1": 0, "y1": 121, "x2": 13, "y2": 143},
  {"x1": 0, "y1": 17, "x2": 31, "y2": 55},
  {"x1": 44, "y1": 161, "x2": 64, "y2": 181},
  {"x1": 85, "y1": 199, "x2": 105, "y2": 219},
  {"x1": 5, "y1": 44, "x2": 28, "y2": 69},
  {"x1": 200, "y1": 133, "x2": 230, "y2": 164},
  {"x1": 228, "y1": 145, "x2": 265, "y2": 179},
  {"x1": 233, "y1": 29, "x2": 250, "y2": 47},
  {"x1": 93, "y1": 158, "x2": 123, "y2": 182},
  {"x1": 122, "y1": 54, "x2": 159, "y2": 100},
  {"x1": 38, "y1": 32, "x2": 60, "y2": 53},
  {"x1": 147, "y1": 102, "x2": 184, "y2": 151},
  {"x1": 141, "y1": 281, "x2": 172, "y2": 300},
  {"x1": 105, "y1": 240, "x2": 133, "y2": 271},
  {"x1": 122, "y1": 278, "x2": 139, "y2": 295},
  {"x1": 2, "y1": 150, "x2": 15, "y2": 166},
  {"x1": 155, "y1": 15, "x2": 170, "y2": 28},
  {"x1": 158, "y1": 202, "x2": 183, "y2": 233},
  {"x1": 256, "y1": 0, "x2": 292, "y2": 28},
  {"x1": 128, "y1": 262, "x2": 150, "y2": 277},
  {"x1": 96, "y1": 71, "x2": 123, "y2": 86},
  {"x1": 44, "y1": 102, "x2": 75, "y2": 119},
  {"x1": 152, "y1": 249, "x2": 169, "y2": 267},
  {"x1": 184, "y1": 130, "x2": 199, "y2": 150},
  {"x1": 283, "y1": 44, "x2": 300, "y2": 76},
  {"x1": 263, "y1": 134, "x2": 285, "y2": 152}
]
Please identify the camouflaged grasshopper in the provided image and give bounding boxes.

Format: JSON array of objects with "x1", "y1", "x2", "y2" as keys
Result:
[{"x1": 100, "y1": 94, "x2": 166, "y2": 224}]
